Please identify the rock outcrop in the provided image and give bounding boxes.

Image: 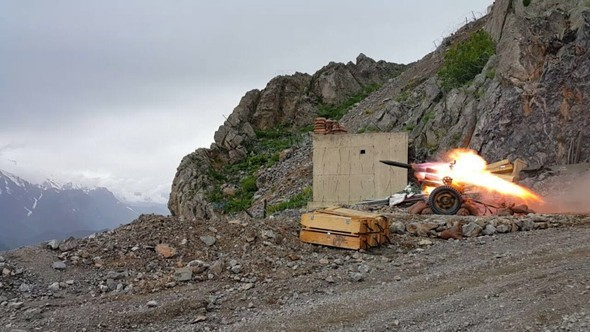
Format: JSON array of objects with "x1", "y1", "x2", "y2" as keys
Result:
[
  {"x1": 169, "y1": 55, "x2": 405, "y2": 220},
  {"x1": 343, "y1": 0, "x2": 590, "y2": 168}
]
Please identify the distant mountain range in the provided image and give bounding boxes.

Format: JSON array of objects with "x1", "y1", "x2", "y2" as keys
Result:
[{"x1": 0, "y1": 170, "x2": 168, "y2": 250}]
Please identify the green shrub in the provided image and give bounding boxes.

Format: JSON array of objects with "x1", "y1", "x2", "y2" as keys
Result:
[
  {"x1": 403, "y1": 124, "x2": 415, "y2": 132},
  {"x1": 240, "y1": 176, "x2": 257, "y2": 193},
  {"x1": 523, "y1": 0, "x2": 531, "y2": 7},
  {"x1": 437, "y1": 30, "x2": 495, "y2": 91},
  {"x1": 267, "y1": 187, "x2": 313, "y2": 214}
]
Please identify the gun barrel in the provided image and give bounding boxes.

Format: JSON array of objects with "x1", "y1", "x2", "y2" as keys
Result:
[{"x1": 379, "y1": 160, "x2": 413, "y2": 170}]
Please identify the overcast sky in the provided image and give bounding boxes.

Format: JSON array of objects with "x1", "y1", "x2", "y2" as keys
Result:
[{"x1": 0, "y1": 0, "x2": 493, "y2": 204}]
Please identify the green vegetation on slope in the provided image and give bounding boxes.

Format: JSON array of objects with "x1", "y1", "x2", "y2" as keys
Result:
[
  {"x1": 207, "y1": 126, "x2": 304, "y2": 214},
  {"x1": 318, "y1": 84, "x2": 381, "y2": 120},
  {"x1": 266, "y1": 186, "x2": 313, "y2": 215},
  {"x1": 437, "y1": 30, "x2": 495, "y2": 91}
]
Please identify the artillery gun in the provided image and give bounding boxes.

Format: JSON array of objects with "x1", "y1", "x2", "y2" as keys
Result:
[{"x1": 380, "y1": 160, "x2": 464, "y2": 215}]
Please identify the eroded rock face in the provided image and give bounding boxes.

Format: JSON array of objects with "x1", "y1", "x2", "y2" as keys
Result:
[
  {"x1": 169, "y1": 55, "x2": 405, "y2": 221},
  {"x1": 343, "y1": 0, "x2": 590, "y2": 167}
]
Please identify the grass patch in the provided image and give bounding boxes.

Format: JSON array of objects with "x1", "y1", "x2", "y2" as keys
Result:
[
  {"x1": 422, "y1": 111, "x2": 435, "y2": 123},
  {"x1": 486, "y1": 69, "x2": 495, "y2": 80},
  {"x1": 523, "y1": 0, "x2": 531, "y2": 7},
  {"x1": 318, "y1": 84, "x2": 380, "y2": 120},
  {"x1": 207, "y1": 126, "x2": 306, "y2": 214},
  {"x1": 395, "y1": 90, "x2": 411, "y2": 103},
  {"x1": 266, "y1": 187, "x2": 313, "y2": 214},
  {"x1": 437, "y1": 30, "x2": 495, "y2": 91},
  {"x1": 403, "y1": 124, "x2": 415, "y2": 132}
]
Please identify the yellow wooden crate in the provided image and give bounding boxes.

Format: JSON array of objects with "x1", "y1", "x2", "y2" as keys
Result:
[{"x1": 299, "y1": 208, "x2": 389, "y2": 250}]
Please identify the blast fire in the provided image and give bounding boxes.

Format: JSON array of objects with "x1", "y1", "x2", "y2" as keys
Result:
[{"x1": 415, "y1": 149, "x2": 543, "y2": 204}]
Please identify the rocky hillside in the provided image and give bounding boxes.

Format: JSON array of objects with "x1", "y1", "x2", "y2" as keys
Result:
[
  {"x1": 169, "y1": 55, "x2": 406, "y2": 220},
  {"x1": 170, "y1": 0, "x2": 590, "y2": 222},
  {"x1": 343, "y1": 0, "x2": 589, "y2": 167}
]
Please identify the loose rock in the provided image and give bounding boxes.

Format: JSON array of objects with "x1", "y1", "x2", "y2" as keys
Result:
[
  {"x1": 173, "y1": 268, "x2": 193, "y2": 282},
  {"x1": 462, "y1": 222, "x2": 483, "y2": 237},
  {"x1": 482, "y1": 224, "x2": 496, "y2": 236},
  {"x1": 199, "y1": 236, "x2": 217, "y2": 247},
  {"x1": 155, "y1": 243, "x2": 177, "y2": 258},
  {"x1": 52, "y1": 261, "x2": 67, "y2": 270}
]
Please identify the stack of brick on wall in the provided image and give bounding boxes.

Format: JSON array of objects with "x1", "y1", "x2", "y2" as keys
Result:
[{"x1": 314, "y1": 117, "x2": 348, "y2": 135}]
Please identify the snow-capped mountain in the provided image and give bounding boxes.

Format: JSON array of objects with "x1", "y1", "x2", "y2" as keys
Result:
[{"x1": 0, "y1": 170, "x2": 168, "y2": 250}]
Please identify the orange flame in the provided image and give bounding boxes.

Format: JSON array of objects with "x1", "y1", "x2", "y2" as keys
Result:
[{"x1": 416, "y1": 149, "x2": 543, "y2": 202}]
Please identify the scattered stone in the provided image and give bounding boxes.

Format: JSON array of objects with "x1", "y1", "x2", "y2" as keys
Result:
[
  {"x1": 59, "y1": 237, "x2": 79, "y2": 251},
  {"x1": 462, "y1": 222, "x2": 483, "y2": 237},
  {"x1": 146, "y1": 300, "x2": 159, "y2": 307},
  {"x1": 106, "y1": 270, "x2": 127, "y2": 280},
  {"x1": 350, "y1": 273, "x2": 364, "y2": 282},
  {"x1": 482, "y1": 224, "x2": 496, "y2": 236},
  {"x1": 231, "y1": 265, "x2": 243, "y2": 274},
  {"x1": 325, "y1": 276, "x2": 335, "y2": 283},
  {"x1": 319, "y1": 258, "x2": 329, "y2": 265},
  {"x1": 47, "y1": 239, "x2": 60, "y2": 250},
  {"x1": 199, "y1": 236, "x2": 217, "y2": 247},
  {"x1": 8, "y1": 301, "x2": 24, "y2": 309},
  {"x1": 261, "y1": 230, "x2": 276, "y2": 239},
  {"x1": 2, "y1": 268, "x2": 11, "y2": 277},
  {"x1": 48, "y1": 282, "x2": 60, "y2": 292},
  {"x1": 358, "y1": 264, "x2": 371, "y2": 274},
  {"x1": 52, "y1": 261, "x2": 67, "y2": 270},
  {"x1": 0, "y1": 255, "x2": 4, "y2": 262},
  {"x1": 418, "y1": 239, "x2": 433, "y2": 246},
  {"x1": 19, "y1": 283, "x2": 31, "y2": 292},
  {"x1": 66, "y1": 280, "x2": 74, "y2": 285},
  {"x1": 180, "y1": 238, "x2": 188, "y2": 245},
  {"x1": 155, "y1": 243, "x2": 177, "y2": 258},
  {"x1": 191, "y1": 315, "x2": 207, "y2": 324},
  {"x1": 390, "y1": 221, "x2": 406, "y2": 234},
  {"x1": 394, "y1": 275, "x2": 402, "y2": 281},
  {"x1": 521, "y1": 219, "x2": 535, "y2": 231},
  {"x1": 173, "y1": 268, "x2": 193, "y2": 282},
  {"x1": 240, "y1": 283, "x2": 254, "y2": 291},
  {"x1": 187, "y1": 260, "x2": 206, "y2": 267},
  {"x1": 209, "y1": 260, "x2": 224, "y2": 275},
  {"x1": 496, "y1": 223, "x2": 511, "y2": 233}
]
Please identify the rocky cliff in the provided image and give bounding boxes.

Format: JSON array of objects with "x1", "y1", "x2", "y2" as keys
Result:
[
  {"x1": 169, "y1": 55, "x2": 406, "y2": 220},
  {"x1": 170, "y1": 0, "x2": 590, "y2": 222},
  {"x1": 343, "y1": 0, "x2": 589, "y2": 168}
]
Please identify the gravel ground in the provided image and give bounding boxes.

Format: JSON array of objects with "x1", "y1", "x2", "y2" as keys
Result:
[{"x1": 1, "y1": 215, "x2": 589, "y2": 332}]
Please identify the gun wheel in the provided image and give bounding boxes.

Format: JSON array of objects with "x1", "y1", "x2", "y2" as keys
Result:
[{"x1": 428, "y1": 185, "x2": 463, "y2": 215}]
